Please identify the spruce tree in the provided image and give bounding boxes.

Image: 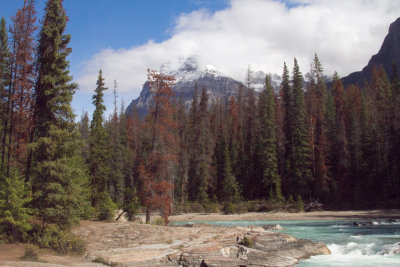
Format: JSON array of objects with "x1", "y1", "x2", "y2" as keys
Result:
[
  {"x1": 331, "y1": 73, "x2": 350, "y2": 200},
  {"x1": 107, "y1": 93, "x2": 124, "y2": 205},
  {"x1": 280, "y1": 62, "x2": 293, "y2": 196},
  {"x1": 288, "y1": 58, "x2": 311, "y2": 198},
  {"x1": 0, "y1": 167, "x2": 32, "y2": 242},
  {"x1": 390, "y1": 64, "x2": 400, "y2": 198},
  {"x1": 78, "y1": 112, "x2": 90, "y2": 162},
  {"x1": 227, "y1": 97, "x2": 240, "y2": 194},
  {"x1": 258, "y1": 75, "x2": 283, "y2": 201},
  {"x1": 118, "y1": 107, "x2": 139, "y2": 221},
  {"x1": 187, "y1": 85, "x2": 199, "y2": 201},
  {"x1": 344, "y1": 85, "x2": 362, "y2": 202},
  {"x1": 306, "y1": 54, "x2": 330, "y2": 199},
  {"x1": 242, "y1": 86, "x2": 258, "y2": 198},
  {"x1": 31, "y1": 0, "x2": 89, "y2": 229},
  {"x1": 0, "y1": 18, "x2": 11, "y2": 171},
  {"x1": 89, "y1": 70, "x2": 115, "y2": 220},
  {"x1": 175, "y1": 96, "x2": 189, "y2": 203},
  {"x1": 188, "y1": 86, "x2": 210, "y2": 202},
  {"x1": 197, "y1": 87, "x2": 211, "y2": 202},
  {"x1": 221, "y1": 138, "x2": 240, "y2": 203},
  {"x1": 215, "y1": 132, "x2": 239, "y2": 203}
]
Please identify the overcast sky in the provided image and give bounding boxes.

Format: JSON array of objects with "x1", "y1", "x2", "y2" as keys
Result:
[{"x1": 2, "y1": 0, "x2": 400, "y2": 116}]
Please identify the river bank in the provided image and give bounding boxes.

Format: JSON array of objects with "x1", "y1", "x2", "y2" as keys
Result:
[
  {"x1": 168, "y1": 209, "x2": 400, "y2": 222},
  {"x1": 0, "y1": 220, "x2": 329, "y2": 267},
  {"x1": 1, "y1": 210, "x2": 399, "y2": 266}
]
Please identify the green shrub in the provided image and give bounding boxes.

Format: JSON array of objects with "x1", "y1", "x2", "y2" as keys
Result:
[
  {"x1": 0, "y1": 168, "x2": 32, "y2": 242},
  {"x1": 151, "y1": 217, "x2": 165, "y2": 226},
  {"x1": 123, "y1": 188, "x2": 140, "y2": 221},
  {"x1": 296, "y1": 195, "x2": 304, "y2": 212},
  {"x1": 20, "y1": 244, "x2": 39, "y2": 261},
  {"x1": 202, "y1": 201, "x2": 218, "y2": 213},
  {"x1": 234, "y1": 203, "x2": 247, "y2": 214},
  {"x1": 222, "y1": 202, "x2": 235, "y2": 214},
  {"x1": 188, "y1": 202, "x2": 204, "y2": 213},
  {"x1": 239, "y1": 236, "x2": 254, "y2": 248},
  {"x1": 34, "y1": 225, "x2": 85, "y2": 254},
  {"x1": 97, "y1": 192, "x2": 117, "y2": 221},
  {"x1": 246, "y1": 201, "x2": 257, "y2": 212}
]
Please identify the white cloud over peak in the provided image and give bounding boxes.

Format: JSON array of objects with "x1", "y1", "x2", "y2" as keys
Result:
[{"x1": 76, "y1": 0, "x2": 400, "y2": 102}]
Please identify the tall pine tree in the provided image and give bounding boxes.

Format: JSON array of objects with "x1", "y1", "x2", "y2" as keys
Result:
[
  {"x1": 0, "y1": 17, "x2": 11, "y2": 172},
  {"x1": 306, "y1": 54, "x2": 330, "y2": 200},
  {"x1": 288, "y1": 58, "x2": 311, "y2": 199},
  {"x1": 258, "y1": 75, "x2": 282, "y2": 201},
  {"x1": 31, "y1": 0, "x2": 89, "y2": 229},
  {"x1": 89, "y1": 70, "x2": 115, "y2": 220},
  {"x1": 280, "y1": 62, "x2": 292, "y2": 196}
]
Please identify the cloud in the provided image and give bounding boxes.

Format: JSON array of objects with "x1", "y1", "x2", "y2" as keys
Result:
[{"x1": 76, "y1": 0, "x2": 400, "y2": 102}]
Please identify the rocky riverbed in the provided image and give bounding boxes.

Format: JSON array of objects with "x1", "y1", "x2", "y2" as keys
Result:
[
  {"x1": 3, "y1": 210, "x2": 400, "y2": 266},
  {"x1": 0, "y1": 220, "x2": 331, "y2": 267},
  {"x1": 74, "y1": 221, "x2": 330, "y2": 266}
]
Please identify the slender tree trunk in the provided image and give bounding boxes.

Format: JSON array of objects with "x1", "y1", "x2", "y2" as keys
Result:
[
  {"x1": 1, "y1": 65, "x2": 13, "y2": 172},
  {"x1": 146, "y1": 207, "x2": 151, "y2": 224},
  {"x1": 6, "y1": 66, "x2": 17, "y2": 175},
  {"x1": 1, "y1": 97, "x2": 10, "y2": 171}
]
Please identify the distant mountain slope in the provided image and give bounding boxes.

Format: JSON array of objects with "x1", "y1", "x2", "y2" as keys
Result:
[
  {"x1": 125, "y1": 57, "x2": 283, "y2": 117},
  {"x1": 126, "y1": 57, "x2": 246, "y2": 117},
  {"x1": 342, "y1": 17, "x2": 400, "y2": 87}
]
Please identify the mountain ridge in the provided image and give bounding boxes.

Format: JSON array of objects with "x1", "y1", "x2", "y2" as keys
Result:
[
  {"x1": 125, "y1": 57, "x2": 283, "y2": 117},
  {"x1": 342, "y1": 17, "x2": 400, "y2": 87}
]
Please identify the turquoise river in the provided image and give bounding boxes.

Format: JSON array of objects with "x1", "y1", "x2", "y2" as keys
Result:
[{"x1": 172, "y1": 219, "x2": 400, "y2": 266}]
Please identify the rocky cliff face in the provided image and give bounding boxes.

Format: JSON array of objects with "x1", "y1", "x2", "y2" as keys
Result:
[{"x1": 342, "y1": 17, "x2": 400, "y2": 87}]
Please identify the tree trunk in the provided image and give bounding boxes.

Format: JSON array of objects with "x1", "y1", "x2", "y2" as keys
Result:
[
  {"x1": 146, "y1": 207, "x2": 150, "y2": 224},
  {"x1": 116, "y1": 210, "x2": 125, "y2": 221}
]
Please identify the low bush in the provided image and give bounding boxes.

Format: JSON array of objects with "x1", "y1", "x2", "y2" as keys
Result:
[
  {"x1": 296, "y1": 195, "x2": 304, "y2": 212},
  {"x1": 188, "y1": 202, "x2": 204, "y2": 213},
  {"x1": 93, "y1": 256, "x2": 118, "y2": 267},
  {"x1": 222, "y1": 202, "x2": 235, "y2": 214},
  {"x1": 20, "y1": 244, "x2": 39, "y2": 261},
  {"x1": 151, "y1": 217, "x2": 165, "y2": 226},
  {"x1": 239, "y1": 236, "x2": 254, "y2": 248},
  {"x1": 202, "y1": 201, "x2": 219, "y2": 213},
  {"x1": 34, "y1": 225, "x2": 85, "y2": 254},
  {"x1": 96, "y1": 192, "x2": 117, "y2": 221}
]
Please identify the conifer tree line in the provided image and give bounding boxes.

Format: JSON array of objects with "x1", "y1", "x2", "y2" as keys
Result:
[{"x1": 1, "y1": 0, "x2": 400, "y2": 246}]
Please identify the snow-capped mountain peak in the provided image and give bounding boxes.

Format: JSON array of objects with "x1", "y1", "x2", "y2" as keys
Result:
[
  {"x1": 158, "y1": 56, "x2": 226, "y2": 83},
  {"x1": 126, "y1": 56, "x2": 246, "y2": 117}
]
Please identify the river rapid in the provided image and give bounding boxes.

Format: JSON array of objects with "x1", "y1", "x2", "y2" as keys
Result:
[{"x1": 172, "y1": 219, "x2": 400, "y2": 266}]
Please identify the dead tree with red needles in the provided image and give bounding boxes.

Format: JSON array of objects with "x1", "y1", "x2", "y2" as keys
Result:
[{"x1": 139, "y1": 70, "x2": 177, "y2": 225}]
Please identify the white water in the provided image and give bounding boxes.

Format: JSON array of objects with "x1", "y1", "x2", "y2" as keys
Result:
[
  {"x1": 279, "y1": 220, "x2": 400, "y2": 266},
  {"x1": 172, "y1": 219, "x2": 400, "y2": 266}
]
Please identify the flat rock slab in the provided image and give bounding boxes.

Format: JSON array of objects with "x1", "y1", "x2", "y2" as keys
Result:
[{"x1": 72, "y1": 221, "x2": 330, "y2": 266}]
